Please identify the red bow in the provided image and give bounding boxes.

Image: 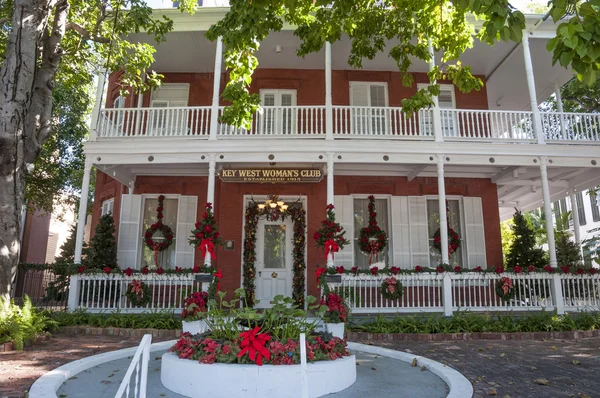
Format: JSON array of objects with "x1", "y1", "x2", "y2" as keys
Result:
[
  {"x1": 213, "y1": 270, "x2": 223, "y2": 291},
  {"x1": 324, "y1": 239, "x2": 340, "y2": 260},
  {"x1": 237, "y1": 327, "x2": 271, "y2": 366},
  {"x1": 130, "y1": 280, "x2": 144, "y2": 296},
  {"x1": 200, "y1": 238, "x2": 216, "y2": 260},
  {"x1": 368, "y1": 241, "x2": 380, "y2": 265}
]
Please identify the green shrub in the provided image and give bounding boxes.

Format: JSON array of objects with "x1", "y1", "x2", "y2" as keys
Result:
[
  {"x1": 49, "y1": 309, "x2": 182, "y2": 330},
  {"x1": 0, "y1": 296, "x2": 58, "y2": 350},
  {"x1": 348, "y1": 311, "x2": 600, "y2": 334}
]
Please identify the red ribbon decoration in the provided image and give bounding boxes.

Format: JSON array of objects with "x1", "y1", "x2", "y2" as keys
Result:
[
  {"x1": 368, "y1": 241, "x2": 380, "y2": 265},
  {"x1": 324, "y1": 239, "x2": 340, "y2": 260},
  {"x1": 213, "y1": 270, "x2": 223, "y2": 292},
  {"x1": 200, "y1": 238, "x2": 216, "y2": 260},
  {"x1": 130, "y1": 280, "x2": 143, "y2": 295},
  {"x1": 237, "y1": 327, "x2": 271, "y2": 366}
]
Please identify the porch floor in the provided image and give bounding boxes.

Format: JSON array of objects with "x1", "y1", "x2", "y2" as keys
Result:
[{"x1": 54, "y1": 349, "x2": 448, "y2": 398}]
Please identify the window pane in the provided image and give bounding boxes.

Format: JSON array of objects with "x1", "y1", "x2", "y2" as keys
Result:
[
  {"x1": 576, "y1": 192, "x2": 587, "y2": 226},
  {"x1": 141, "y1": 198, "x2": 178, "y2": 269},
  {"x1": 353, "y1": 198, "x2": 390, "y2": 269},
  {"x1": 370, "y1": 85, "x2": 386, "y2": 107},
  {"x1": 263, "y1": 224, "x2": 287, "y2": 269},
  {"x1": 427, "y1": 199, "x2": 463, "y2": 267}
]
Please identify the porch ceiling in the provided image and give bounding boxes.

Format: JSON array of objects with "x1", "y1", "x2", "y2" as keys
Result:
[{"x1": 97, "y1": 162, "x2": 600, "y2": 223}]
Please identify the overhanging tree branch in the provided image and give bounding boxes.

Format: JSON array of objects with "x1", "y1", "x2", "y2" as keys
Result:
[{"x1": 66, "y1": 22, "x2": 110, "y2": 44}]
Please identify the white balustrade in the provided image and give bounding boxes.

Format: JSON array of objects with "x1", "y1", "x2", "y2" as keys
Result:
[
  {"x1": 69, "y1": 274, "x2": 211, "y2": 313},
  {"x1": 115, "y1": 334, "x2": 152, "y2": 398},
  {"x1": 332, "y1": 106, "x2": 433, "y2": 137},
  {"x1": 217, "y1": 106, "x2": 326, "y2": 136},
  {"x1": 541, "y1": 112, "x2": 600, "y2": 142},
  {"x1": 440, "y1": 109, "x2": 536, "y2": 141},
  {"x1": 561, "y1": 274, "x2": 600, "y2": 310},
  {"x1": 97, "y1": 107, "x2": 211, "y2": 138}
]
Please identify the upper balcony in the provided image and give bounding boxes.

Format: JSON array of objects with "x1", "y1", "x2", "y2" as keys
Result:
[{"x1": 90, "y1": 8, "x2": 600, "y2": 146}]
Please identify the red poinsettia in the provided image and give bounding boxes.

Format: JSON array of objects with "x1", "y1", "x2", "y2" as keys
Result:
[
  {"x1": 528, "y1": 265, "x2": 536, "y2": 273},
  {"x1": 351, "y1": 266, "x2": 359, "y2": 275},
  {"x1": 454, "y1": 266, "x2": 462, "y2": 273},
  {"x1": 370, "y1": 267, "x2": 379, "y2": 275},
  {"x1": 473, "y1": 266, "x2": 482, "y2": 272},
  {"x1": 124, "y1": 267, "x2": 134, "y2": 277},
  {"x1": 495, "y1": 265, "x2": 504, "y2": 274},
  {"x1": 156, "y1": 267, "x2": 164, "y2": 275},
  {"x1": 543, "y1": 265, "x2": 554, "y2": 273},
  {"x1": 415, "y1": 265, "x2": 424, "y2": 272},
  {"x1": 181, "y1": 291, "x2": 209, "y2": 320},
  {"x1": 192, "y1": 265, "x2": 201, "y2": 273},
  {"x1": 320, "y1": 292, "x2": 348, "y2": 323},
  {"x1": 390, "y1": 266, "x2": 400, "y2": 275},
  {"x1": 560, "y1": 265, "x2": 570, "y2": 274},
  {"x1": 513, "y1": 266, "x2": 523, "y2": 274},
  {"x1": 335, "y1": 266, "x2": 345, "y2": 274},
  {"x1": 315, "y1": 267, "x2": 327, "y2": 286},
  {"x1": 238, "y1": 327, "x2": 271, "y2": 366},
  {"x1": 77, "y1": 265, "x2": 86, "y2": 274},
  {"x1": 141, "y1": 266, "x2": 149, "y2": 275},
  {"x1": 103, "y1": 266, "x2": 112, "y2": 275},
  {"x1": 314, "y1": 204, "x2": 350, "y2": 259}
]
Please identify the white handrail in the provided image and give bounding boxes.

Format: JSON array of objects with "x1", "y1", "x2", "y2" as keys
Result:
[{"x1": 115, "y1": 334, "x2": 152, "y2": 398}]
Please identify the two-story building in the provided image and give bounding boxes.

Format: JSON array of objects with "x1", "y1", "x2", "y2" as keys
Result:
[{"x1": 73, "y1": 6, "x2": 600, "y2": 307}]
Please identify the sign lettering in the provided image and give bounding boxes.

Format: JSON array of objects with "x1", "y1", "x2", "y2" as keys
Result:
[{"x1": 218, "y1": 168, "x2": 323, "y2": 183}]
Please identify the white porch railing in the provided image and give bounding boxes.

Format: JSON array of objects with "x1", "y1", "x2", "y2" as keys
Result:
[
  {"x1": 332, "y1": 107, "x2": 434, "y2": 138},
  {"x1": 561, "y1": 274, "x2": 600, "y2": 310},
  {"x1": 96, "y1": 106, "x2": 600, "y2": 144},
  {"x1": 115, "y1": 334, "x2": 152, "y2": 398},
  {"x1": 541, "y1": 111, "x2": 600, "y2": 142},
  {"x1": 67, "y1": 274, "x2": 212, "y2": 313},
  {"x1": 440, "y1": 109, "x2": 536, "y2": 141}
]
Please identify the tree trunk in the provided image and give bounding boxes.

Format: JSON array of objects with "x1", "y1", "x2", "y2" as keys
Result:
[{"x1": 0, "y1": 0, "x2": 66, "y2": 300}]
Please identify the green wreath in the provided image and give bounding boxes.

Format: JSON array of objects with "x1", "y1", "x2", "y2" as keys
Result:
[
  {"x1": 126, "y1": 280, "x2": 151, "y2": 307},
  {"x1": 495, "y1": 277, "x2": 515, "y2": 302},
  {"x1": 381, "y1": 277, "x2": 403, "y2": 300},
  {"x1": 144, "y1": 195, "x2": 174, "y2": 252}
]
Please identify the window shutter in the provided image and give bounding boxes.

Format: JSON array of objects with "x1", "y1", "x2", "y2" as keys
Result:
[
  {"x1": 463, "y1": 197, "x2": 487, "y2": 268},
  {"x1": 408, "y1": 196, "x2": 429, "y2": 267},
  {"x1": 391, "y1": 196, "x2": 410, "y2": 268},
  {"x1": 334, "y1": 195, "x2": 354, "y2": 269},
  {"x1": 175, "y1": 195, "x2": 197, "y2": 268},
  {"x1": 118, "y1": 194, "x2": 142, "y2": 268}
]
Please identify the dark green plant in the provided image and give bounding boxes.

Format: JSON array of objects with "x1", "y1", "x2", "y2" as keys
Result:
[
  {"x1": 49, "y1": 310, "x2": 182, "y2": 330},
  {"x1": 84, "y1": 215, "x2": 118, "y2": 269},
  {"x1": 506, "y1": 209, "x2": 548, "y2": 269},
  {"x1": 555, "y1": 231, "x2": 583, "y2": 268},
  {"x1": 0, "y1": 296, "x2": 58, "y2": 350}
]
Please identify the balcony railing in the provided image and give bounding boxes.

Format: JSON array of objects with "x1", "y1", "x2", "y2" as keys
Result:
[{"x1": 96, "y1": 106, "x2": 600, "y2": 144}]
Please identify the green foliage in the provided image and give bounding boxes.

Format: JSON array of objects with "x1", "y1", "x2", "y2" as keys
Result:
[
  {"x1": 500, "y1": 219, "x2": 515, "y2": 264},
  {"x1": 0, "y1": 296, "x2": 58, "y2": 350},
  {"x1": 205, "y1": 0, "x2": 596, "y2": 128},
  {"x1": 49, "y1": 309, "x2": 182, "y2": 330},
  {"x1": 555, "y1": 231, "x2": 583, "y2": 267},
  {"x1": 349, "y1": 311, "x2": 600, "y2": 334},
  {"x1": 505, "y1": 209, "x2": 548, "y2": 269},
  {"x1": 84, "y1": 215, "x2": 118, "y2": 269}
]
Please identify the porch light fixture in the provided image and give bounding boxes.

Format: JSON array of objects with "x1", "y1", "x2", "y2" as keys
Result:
[{"x1": 251, "y1": 194, "x2": 298, "y2": 221}]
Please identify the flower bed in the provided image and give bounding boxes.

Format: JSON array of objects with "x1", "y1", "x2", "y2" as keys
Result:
[{"x1": 161, "y1": 350, "x2": 356, "y2": 398}]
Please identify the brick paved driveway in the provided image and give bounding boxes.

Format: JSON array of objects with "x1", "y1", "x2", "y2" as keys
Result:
[{"x1": 361, "y1": 337, "x2": 600, "y2": 398}]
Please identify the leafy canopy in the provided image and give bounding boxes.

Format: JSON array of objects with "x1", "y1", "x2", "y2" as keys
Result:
[{"x1": 200, "y1": 0, "x2": 600, "y2": 129}]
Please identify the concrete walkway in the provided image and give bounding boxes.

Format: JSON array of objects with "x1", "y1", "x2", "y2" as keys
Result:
[{"x1": 56, "y1": 350, "x2": 448, "y2": 398}]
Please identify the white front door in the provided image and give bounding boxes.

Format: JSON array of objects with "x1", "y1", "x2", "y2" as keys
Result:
[{"x1": 255, "y1": 218, "x2": 293, "y2": 308}]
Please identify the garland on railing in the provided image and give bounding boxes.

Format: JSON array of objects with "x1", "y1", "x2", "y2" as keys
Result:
[
  {"x1": 358, "y1": 196, "x2": 388, "y2": 265},
  {"x1": 242, "y1": 203, "x2": 307, "y2": 308},
  {"x1": 74, "y1": 264, "x2": 215, "y2": 276}
]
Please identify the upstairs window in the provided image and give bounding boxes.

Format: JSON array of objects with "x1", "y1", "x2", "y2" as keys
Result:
[
  {"x1": 101, "y1": 199, "x2": 114, "y2": 217},
  {"x1": 259, "y1": 89, "x2": 297, "y2": 135},
  {"x1": 149, "y1": 84, "x2": 190, "y2": 135},
  {"x1": 350, "y1": 82, "x2": 388, "y2": 135}
]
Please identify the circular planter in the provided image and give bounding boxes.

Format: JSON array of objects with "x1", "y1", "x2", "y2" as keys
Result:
[
  {"x1": 181, "y1": 319, "x2": 208, "y2": 335},
  {"x1": 325, "y1": 322, "x2": 345, "y2": 339},
  {"x1": 161, "y1": 352, "x2": 357, "y2": 398}
]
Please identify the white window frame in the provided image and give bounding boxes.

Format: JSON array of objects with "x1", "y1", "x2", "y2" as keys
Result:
[
  {"x1": 149, "y1": 84, "x2": 190, "y2": 136},
  {"x1": 138, "y1": 194, "x2": 181, "y2": 269},
  {"x1": 349, "y1": 82, "x2": 389, "y2": 135},
  {"x1": 258, "y1": 89, "x2": 298, "y2": 135},
  {"x1": 101, "y1": 198, "x2": 115, "y2": 217},
  {"x1": 351, "y1": 194, "x2": 393, "y2": 268},
  {"x1": 417, "y1": 83, "x2": 457, "y2": 137},
  {"x1": 424, "y1": 195, "x2": 466, "y2": 267}
]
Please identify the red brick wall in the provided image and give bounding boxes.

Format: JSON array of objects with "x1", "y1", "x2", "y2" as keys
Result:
[
  {"x1": 91, "y1": 171, "x2": 124, "y2": 239},
  {"x1": 334, "y1": 176, "x2": 502, "y2": 267},
  {"x1": 107, "y1": 69, "x2": 489, "y2": 110}
]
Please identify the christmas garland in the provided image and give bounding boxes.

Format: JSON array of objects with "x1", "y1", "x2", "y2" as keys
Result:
[
  {"x1": 242, "y1": 203, "x2": 306, "y2": 308},
  {"x1": 432, "y1": 200, "x2": 461, "y2": 256},
  {"x1": 189, "y1": 202, "x2": 223, "y2": 261},
  {"x1": 144, "y1": 195, "x2": 174, "y2": 254},
  {"x1": 495, "y1": 276, "x2": 515, "y2": 302},
  {"x1": 314, "y1": 204, "x2": 350, "y2": 261},
  {"x1": 358, "y1": 195, "x2": 388, "y2": 264},
  {"x1": 381, "y1": 276, "x2": 403, "y2": 300},
  {"x1": 126, "y1": 279, "x2": 151, "y2": 307}
]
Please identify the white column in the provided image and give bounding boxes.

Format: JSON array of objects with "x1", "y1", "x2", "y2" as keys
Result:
[
  {"x1": 74, "y1": 160, "x2": 93, "y2": 264},
  {"x1": 89, "y1": 68, "x2": 107, "y2": 141},
  {"x1": 539, "y1": 157, "x2": 557, "y2": 267},
  {"x1": 205, "y1": 155, "x2": 217, "y2": 266},
  {"x1": 427, "y1": 40, "x2": 443, "y2": 142},
  {"x1": 134, "y1": 76, "x2": 145, "y2": 135},
  {"x1": 326, "y1": 152, "x2": 334, "y2": 206},
  {"x1": 569, "y1": 191, "x2": 584, "y2": 260},
  {"x1": 522, "y1": 32, "x2": 545, "y2": 145},
  {"x1": 554, "y1": 81, "x2": 567, "y2": 139},
  {"x1": 437, "y1": 156, "x2": 449, "y2": 264},
  {"x1": 325, "y1": 41, "x2": 333, "y2": 140},
  {"x1": 209, "y1": 36, "x2": 223, "y2": 141}
]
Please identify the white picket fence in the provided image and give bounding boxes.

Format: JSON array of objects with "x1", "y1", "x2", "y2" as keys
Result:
[
  {"x1": 115, "y1": 334, "x2": 152, "y2": 398},
  {"x1": 67, "y1": 274, "x2": 213, "y2": 313},
  {"x1": 329, "y1": 272, "x2": 600, "y2": 315}
]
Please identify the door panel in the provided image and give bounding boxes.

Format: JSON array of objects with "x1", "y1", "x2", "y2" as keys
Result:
[{"x1": 255, "y1": 218, "x2": 293, "y2": 308}]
